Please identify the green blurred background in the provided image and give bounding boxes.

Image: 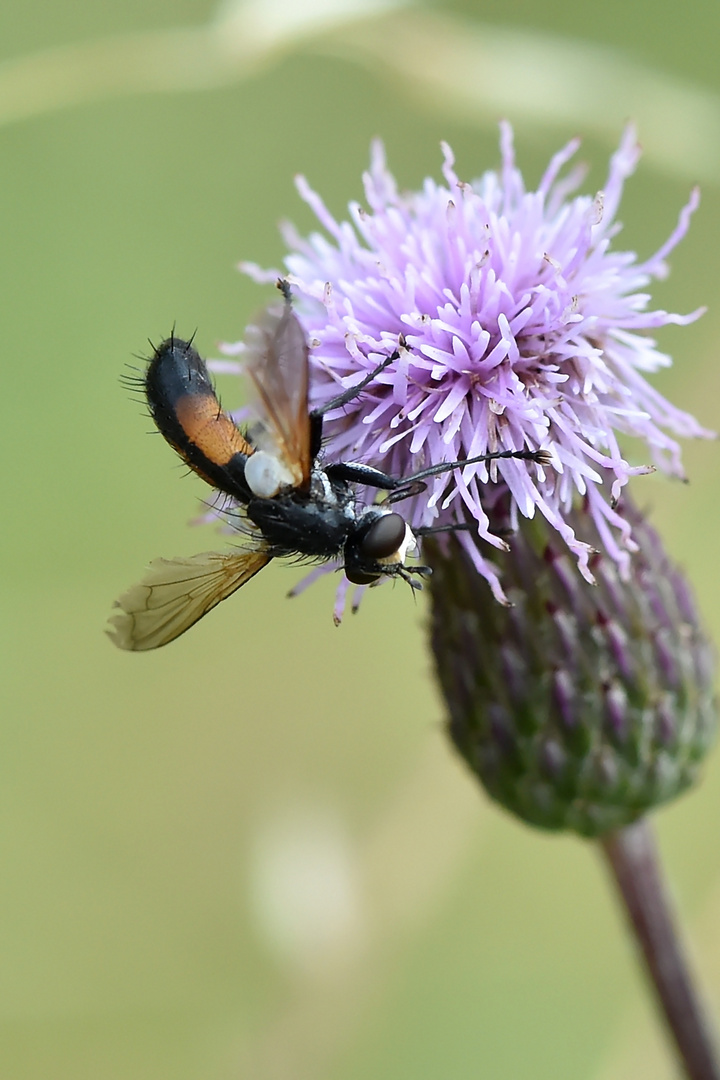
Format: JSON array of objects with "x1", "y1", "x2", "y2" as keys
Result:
[{"x1": 2, "y1": 1, "x2": 720, "y2": 1077}]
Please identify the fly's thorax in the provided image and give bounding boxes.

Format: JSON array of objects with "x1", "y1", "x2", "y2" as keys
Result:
[
  {"x1": 245, "y1": 478, "x2": 356, "y2": 559},
  {"x1": 309, "y1": 465, "x2": 355, "y2": 509}
]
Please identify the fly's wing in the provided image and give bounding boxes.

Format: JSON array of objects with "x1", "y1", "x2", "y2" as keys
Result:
[
  {"x1": 245, "y1": 299, "x2": 311, "y2": 487},
  {"x1": 107, "y1": 550, "x2": 270, "y2": 651}
]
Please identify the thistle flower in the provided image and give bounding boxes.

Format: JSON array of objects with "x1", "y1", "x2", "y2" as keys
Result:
[
  {"x1": 233, "y1": 129, "x2": 718, "y2": 1073},
  {"x1": 230, "y1": 121, "x2": 717, "y2": 833},
  {"x1": 237, "y1": 124, "x2": 711, "y2": 610}
]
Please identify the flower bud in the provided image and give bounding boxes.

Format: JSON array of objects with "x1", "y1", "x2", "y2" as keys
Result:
[{"x1": 428, "y1": 497, "x2": 716, "y2": 837}]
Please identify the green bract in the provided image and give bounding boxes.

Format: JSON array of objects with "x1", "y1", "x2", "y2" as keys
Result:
[{"x1": 429, "y1": 497, "x2": 716, "y2": 837}]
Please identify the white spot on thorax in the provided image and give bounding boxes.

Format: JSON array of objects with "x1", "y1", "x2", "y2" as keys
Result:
[{"x1": 245, "y1": 451, "x2": 297, "y2": 498}]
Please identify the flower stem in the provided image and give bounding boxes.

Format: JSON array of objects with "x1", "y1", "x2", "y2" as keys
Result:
[{"x1": 600, "y1": 818, "x2": 720, "y2": 1080}]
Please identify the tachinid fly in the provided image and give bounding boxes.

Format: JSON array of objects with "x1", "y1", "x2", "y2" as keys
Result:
[{"x1": 108, "y1": 281, "x2": 551, "y2": 650}]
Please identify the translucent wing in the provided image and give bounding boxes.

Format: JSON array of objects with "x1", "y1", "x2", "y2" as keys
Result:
[
  {"x1": 107, "y1": 550, "x2": 270, "y2": 651},
  {"x1": 245, "y1": 297, "x2": 311, "y2": 487}
]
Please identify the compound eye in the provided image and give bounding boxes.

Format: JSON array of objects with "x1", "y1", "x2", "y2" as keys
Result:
[
  {"x1": 360, "y1": 513, "x2": 407, "y2": 560},
  {"x1": 345, "y1": 566, "x2": 381, "y2": 586}
]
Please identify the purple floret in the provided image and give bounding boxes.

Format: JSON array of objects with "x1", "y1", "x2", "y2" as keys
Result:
[{"x1": 233, "y1": 124, "x2": 712, "y2": 607}]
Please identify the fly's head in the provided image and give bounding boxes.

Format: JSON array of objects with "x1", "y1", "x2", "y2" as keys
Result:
[{"x1": 343, "y1": 509, "x2": 423, "y2": 587}]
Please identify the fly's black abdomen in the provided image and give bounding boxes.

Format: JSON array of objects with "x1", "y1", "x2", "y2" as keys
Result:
[{"x1": 146, "y1": 337, "x2": 254, "y2": 501}]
